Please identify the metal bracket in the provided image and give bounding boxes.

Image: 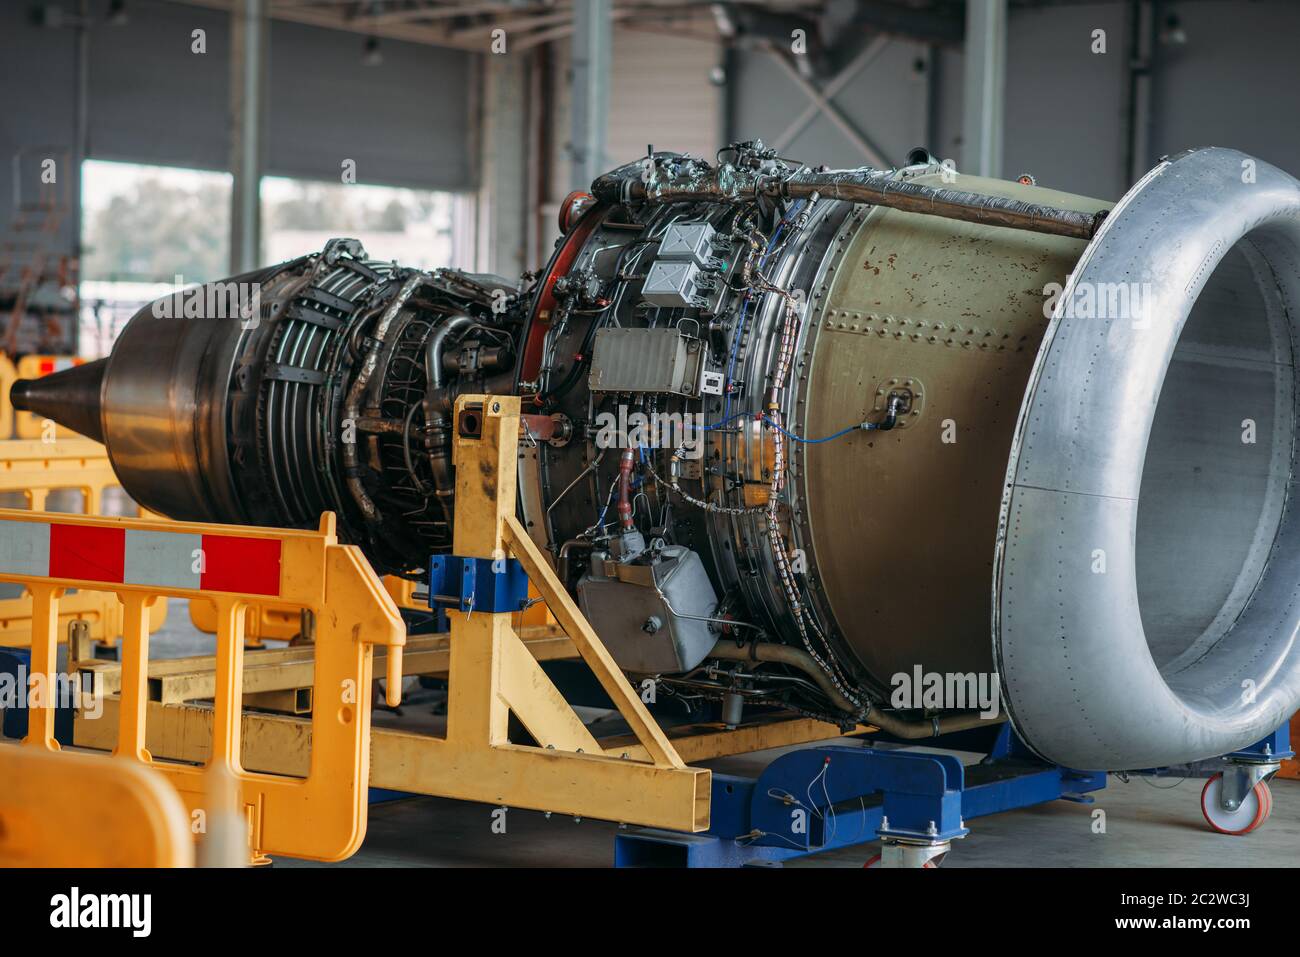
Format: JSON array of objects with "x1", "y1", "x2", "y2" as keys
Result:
[
  {"x1": 749, "y1": 745, "x2": 969, "y2": 850},
  {"x1": 879, "y1": 838, "x2": 951, "y2": 868},
  {"x1": 428, "y1": 555, "x2": 529, "y2": 614},
  {"x1": 1219, "y1": 760, "x2": 1279, "y2": 810}
]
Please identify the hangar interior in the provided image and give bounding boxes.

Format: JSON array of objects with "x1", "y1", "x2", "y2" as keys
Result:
[{"x1": 1, "y1": 0, "x2": 1299, "y2": 870}]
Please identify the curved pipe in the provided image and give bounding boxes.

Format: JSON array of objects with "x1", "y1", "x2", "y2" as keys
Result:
[
  {"x1": 422, "y1": 314, "x2": 474, "y2": 413},
  {"x1": 707, "y1": 640, "x2": 1000, "y2": 737},
  {"x1": 420, "y1": 314, "x2": 475, "y2": 518},
  {"x1": 343, "y1": 271, "x2": 427, "y2": 523}
]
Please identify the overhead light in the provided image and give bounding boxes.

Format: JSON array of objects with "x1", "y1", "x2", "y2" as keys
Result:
[
  {"x1": 1159, "y1": 14, "x2": 1187, "y2": 46},
  {"x1": 711, "y1": 3, "x2": 736, "y2": 39},
  {"x1": 363, "y1": 36, "x2": 383, "y2": 66}
]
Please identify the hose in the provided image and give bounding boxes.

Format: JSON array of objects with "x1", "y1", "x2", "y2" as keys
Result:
[
  {"x1": 707, "y1": 640, "x2": 1003, "y2": 738},
  {"x1": 419, "y1": 314, "x2": 474, "y2": 523},
  {"x1": 343, "y1": 271, "x2": 426, "y2": 523}
]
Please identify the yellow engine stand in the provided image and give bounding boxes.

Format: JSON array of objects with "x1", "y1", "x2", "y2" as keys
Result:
[{"x1": 423, "y1": 395, "x2": 709, "y2": 831}]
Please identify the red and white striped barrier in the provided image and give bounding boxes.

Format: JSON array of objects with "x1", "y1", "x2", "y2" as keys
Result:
[{"x1": 0, "y1": 519, "x2": 281, "y2": 596}]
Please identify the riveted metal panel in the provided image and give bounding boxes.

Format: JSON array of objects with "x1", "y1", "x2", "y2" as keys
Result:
[{"x1": 795, "y1": 174, "x2": 1102, "y2": 686}]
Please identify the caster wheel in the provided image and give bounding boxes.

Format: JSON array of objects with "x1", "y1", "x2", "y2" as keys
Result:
[
  {"x1": 1200, "y1": 772, "x2": 1271, "y2": 835},
  {"x1": 863, "y1": 853, "x2": 938, "y2": 868}
]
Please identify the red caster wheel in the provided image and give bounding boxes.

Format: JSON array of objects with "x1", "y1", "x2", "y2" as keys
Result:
[
  {"x1": 863, "y1": 853, "x2": 938, "y2": 868},
  {"x1": 1200, "y1": 772, "x2": 1271, "y2": 835}
]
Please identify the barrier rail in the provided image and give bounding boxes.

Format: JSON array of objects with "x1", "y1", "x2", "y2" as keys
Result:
[
  {"x1": 1, "y1": 508, "x2": 405, "y2": 862},
  {"x1": 189, "y1": 570, "x2": 556, "y2": 645},
  {"x1": 189, "y1": 574, "x2": 424, "y2": 646},
  {"x1": 0, "y1": 436, "x2": 167, "y2": 647}
]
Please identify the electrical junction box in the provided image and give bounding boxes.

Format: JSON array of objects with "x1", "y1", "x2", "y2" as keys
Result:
[
  {"x1": 589, "y1": 327, "x2": 707, "y2": 396},
  {"x1": 642, "y1": 260, "x2": 702, "y2": 309},
  {"x1": 658, "y1": 222, "x2": 716, "y2": 266}
]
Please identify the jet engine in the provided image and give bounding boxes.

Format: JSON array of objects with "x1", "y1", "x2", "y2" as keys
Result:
[{"x1": 16, "y1": 142, "x2": 1300, "y2": 771}]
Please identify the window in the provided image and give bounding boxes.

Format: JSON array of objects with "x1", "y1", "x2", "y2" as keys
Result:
[
  {"x1": 79, "y1": 162, "x2": 474, "y2": 359},
  {"x1": 262, "y1": 176, "x2": 473, "y2": 272},
  {"x1": 80, "y1": 159, "x2": 232, "y2": 357}
]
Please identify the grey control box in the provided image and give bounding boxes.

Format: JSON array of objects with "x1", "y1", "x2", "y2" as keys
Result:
[
  {"x1": 658, "y1": 222, "x2": 716, "y2": 266},
  {"x1": 642, "y1": 260, "x2": 702, "y2": 309},
  {"x1": 588, "y1": 327, "x2": 707, "y2": 396}
]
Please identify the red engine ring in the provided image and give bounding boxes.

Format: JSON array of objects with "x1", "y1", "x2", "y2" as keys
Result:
[{"x1": 517, "y1": 202, "x2": 610, "y2": 394}]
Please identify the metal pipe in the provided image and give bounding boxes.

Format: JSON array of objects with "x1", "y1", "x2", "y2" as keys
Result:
[
  {"x1": 343, "y1": 271, "x2": 426, "y2": 522},
  {"x1": 421, "y1": 314, "x2": 475, "y2": 519},
  {"x1": 619, "y1": 168, "x2": 1105, "y2": 240},
  {"x1": 777, "y1": 171, "x2": 1104, "y2": 239},
  {"x1": 707, "y1": 639, "x2": 998, "y2": 735},
  {"x1": 422, "y1": 314, "x2": 474, "y2": 414}
]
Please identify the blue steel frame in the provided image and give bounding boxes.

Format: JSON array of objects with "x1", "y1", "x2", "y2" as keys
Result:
[
  {"x1": 1227, "y1": 721, "x2": 1292, "y2": 763},
  {"x1": 616, "y1": 718, "x2": 1296, "y2": 866},
  {"x1": 427, "y1": 555, "x2": 529, "y2": 615},
  {"x1": 615, "y1": 723, "x2": 1106, "y2": 867}
]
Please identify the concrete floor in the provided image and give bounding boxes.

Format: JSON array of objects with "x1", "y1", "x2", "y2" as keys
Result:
[
  {"x1": 146, "y1": 599, "x2": 1300, "y2": 868},
  {"x1": 261, "y1": 755, "x2": 1300, "y2": 869}
]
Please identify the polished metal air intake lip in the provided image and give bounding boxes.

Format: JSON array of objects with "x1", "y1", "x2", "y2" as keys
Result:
[{"x1": 997, "y1": 147, "x2": 1300, "y2": 770}]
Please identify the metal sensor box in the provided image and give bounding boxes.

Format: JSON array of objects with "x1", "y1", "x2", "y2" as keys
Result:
[
  {"x1": 642, "y1": 260, "x2": 702, "y2": 309},
  {"x1": 658, "y1": 222, "x2": 716, "y2": 265},
  {"x1": 588, "y1": 327, "x2": 706, "y2": 396}
]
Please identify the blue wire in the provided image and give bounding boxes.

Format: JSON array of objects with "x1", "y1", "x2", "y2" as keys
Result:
[
  {"x1": 762, "y1": 415, "x2": 860, "y2": 444},
  {"x1": 700, "y1": 410, "x2": 751, "y2": 433}
]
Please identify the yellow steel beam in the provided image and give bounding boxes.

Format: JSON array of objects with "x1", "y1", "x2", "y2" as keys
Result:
[
  {"x1": 77, "y1": 695, "x2": 712, "y2": 832},
  {"x1": 74, "y1": 624, "x2": 573, "y2": 704},
  {"x1": 503, "y1": 514, "x2": 687, "y2": 770},
  {"x1": 0, "y1": 352, "x2": 13, "y2": 439},
  {"x1": 602, "y1": 718, "x2": 873, "y2": 764}
]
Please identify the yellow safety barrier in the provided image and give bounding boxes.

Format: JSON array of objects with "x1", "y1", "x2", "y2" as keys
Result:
[
  {"x1": 188, "y1": 575, "x2": 420, "y2": 645},
  {"x1": 2, "y1": 508, "x2": 405, "y2": 863},
  {"x1": 0, "y1": 744, "x2": 194, "y2": 866},
  {"x1": 188, "y1": 598, "x2": 304, "y2": 644},
  {"x1": 0, "y1": 436, "x2": 124, "y2": 514},
  {"x1": 190, "y1": 573, "x2": 554, "y2": 644},
  {"x1": 0, "y1": 436, "x2": 167, "y2": 647},
  {"x1": 13, "y1": 355, "x2": 85, "y2": 440},
  {"x1": 0, "y1": 353, "x2": 14, "y2": 439}
]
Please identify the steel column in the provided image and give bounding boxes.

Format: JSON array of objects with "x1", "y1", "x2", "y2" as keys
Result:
[
  {"x1": 569, "y1": 0, "x2": 611, "y2": 189},
  {"x1": 229, "y1": 0, "x2": 268, "y2": 273},
  {"x1": 962, "y1": 0, "x2": 1007, "y2": 177}
]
